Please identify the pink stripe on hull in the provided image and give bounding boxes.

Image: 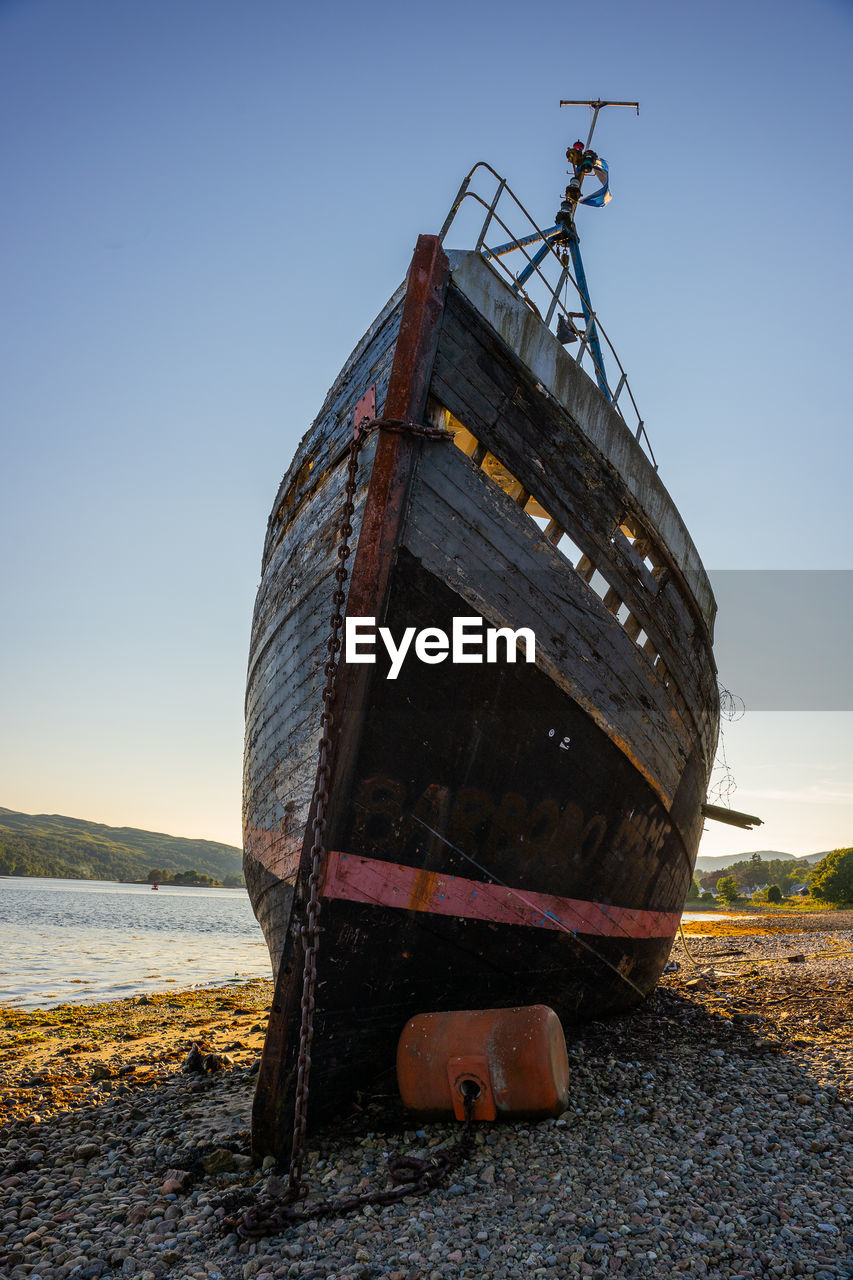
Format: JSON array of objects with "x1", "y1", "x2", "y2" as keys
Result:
[{"x1": 322, "y1": 850, "x2": 680, "y2": 940}]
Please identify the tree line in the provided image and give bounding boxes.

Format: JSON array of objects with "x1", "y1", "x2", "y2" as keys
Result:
[
  {"x1": 686, "y1": 849, "x2": 852, "y2": 905},
  {"x1": 146, "y1": 868, "x2": 244, "y2": 888}
]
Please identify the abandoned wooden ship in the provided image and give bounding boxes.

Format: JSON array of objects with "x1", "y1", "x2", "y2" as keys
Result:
[{"x1": 244, "y1": 112, "x2": 722, "y2": 1159}]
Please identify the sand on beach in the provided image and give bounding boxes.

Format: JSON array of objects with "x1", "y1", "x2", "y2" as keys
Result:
[
  {"x1": 0, "y1": 980, "x2": 273, "y2": 1123},
  {"x1": 679, "y1": 908, "x2": 853, "y2": 940}
]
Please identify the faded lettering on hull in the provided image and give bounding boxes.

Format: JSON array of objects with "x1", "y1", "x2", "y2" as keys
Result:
[{"x1": 350, "y1": 772, "x2": 663, "y2": 868}]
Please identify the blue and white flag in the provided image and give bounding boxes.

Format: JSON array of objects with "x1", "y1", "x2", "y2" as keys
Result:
[{"x1": 580, "y1": 157, "x2": 611, "y2": 207}]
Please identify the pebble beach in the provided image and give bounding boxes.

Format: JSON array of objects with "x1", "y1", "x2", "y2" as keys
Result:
[{"x1": 1, "y1": 911, "x2": 851, "y2": 1280}]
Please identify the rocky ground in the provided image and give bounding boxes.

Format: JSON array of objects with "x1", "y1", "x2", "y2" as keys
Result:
[{"x1": 0, "y1": 914, "x2": 851, "y2": 1280}]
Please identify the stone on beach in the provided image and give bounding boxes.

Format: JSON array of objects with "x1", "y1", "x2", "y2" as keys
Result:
[{"x1": 161, "y1": 1168, "x2": 193, "y2": 1195}]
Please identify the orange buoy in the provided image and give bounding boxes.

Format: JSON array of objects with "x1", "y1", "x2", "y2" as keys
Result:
[{"x1": 396, "y1": 1004, "x2": 570, "y2": 1122}]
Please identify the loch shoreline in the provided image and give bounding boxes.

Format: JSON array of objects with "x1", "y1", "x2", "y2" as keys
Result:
[{"x1": 1, "y1": 912, "x2": 850, "y2": 1280}]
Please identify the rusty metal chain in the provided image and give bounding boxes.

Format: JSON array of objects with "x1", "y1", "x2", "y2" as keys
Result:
[
  {"x1": 229, "y1": 1088, "x2": 476, "y2": 1239},
  {"x1": 288, "y1": 414, "x2": 449, "y2": 1196},
  {"x1": 229, "y1": 413, "x2": 452, "y2": 1240}
]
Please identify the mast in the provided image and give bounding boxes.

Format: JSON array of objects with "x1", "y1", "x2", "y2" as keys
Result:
[
  {"x1": 482, "y1": 101, "x2": 638, "y2": 402},
  {"x1": 555, "y1": 99, "x2": 639, "y2": 400}
]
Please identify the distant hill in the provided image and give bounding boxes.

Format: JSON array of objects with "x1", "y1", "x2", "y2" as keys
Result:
[
  {"x1": 695, "y1": 849, "x2": 831, "y2": 874},
  {"x1": 0, "y1": 807, "x2": 243, "y2": 885}
]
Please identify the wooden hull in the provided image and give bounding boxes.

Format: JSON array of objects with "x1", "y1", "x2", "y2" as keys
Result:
[{"x1": 244, "y1": 236, "x2": 719, "y2": 1159}]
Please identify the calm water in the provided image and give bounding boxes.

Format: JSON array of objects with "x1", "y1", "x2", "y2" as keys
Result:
[
  {"x1": 0, "y1": 877, "x2": 270, "y2": 1009},
  {"x1": 0, "y1": 879, "x2": 740, "y2": 1011}
]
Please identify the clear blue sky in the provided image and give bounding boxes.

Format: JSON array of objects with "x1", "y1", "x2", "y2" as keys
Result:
[{"x1": 1, "y1": 0, "x2": 850, "y2": 858}]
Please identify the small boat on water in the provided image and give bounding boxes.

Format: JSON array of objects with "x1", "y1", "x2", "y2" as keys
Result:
[{"x1": 243, "y1": 105, "x2": 745, "y2": 1160}]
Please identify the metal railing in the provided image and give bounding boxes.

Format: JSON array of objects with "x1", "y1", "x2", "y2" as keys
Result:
[{"x1": 438, "y1": 162, "x2": 658, "y2": 471}]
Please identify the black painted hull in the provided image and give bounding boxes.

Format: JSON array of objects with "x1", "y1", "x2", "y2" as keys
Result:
[{"x1": 287, "y1": 551, "x2": 703, "y2": 1116}]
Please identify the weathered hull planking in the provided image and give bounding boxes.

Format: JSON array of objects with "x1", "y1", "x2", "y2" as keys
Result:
[{"x1": 243, "y1": 235, "x2": 719, "y2": 1159}]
